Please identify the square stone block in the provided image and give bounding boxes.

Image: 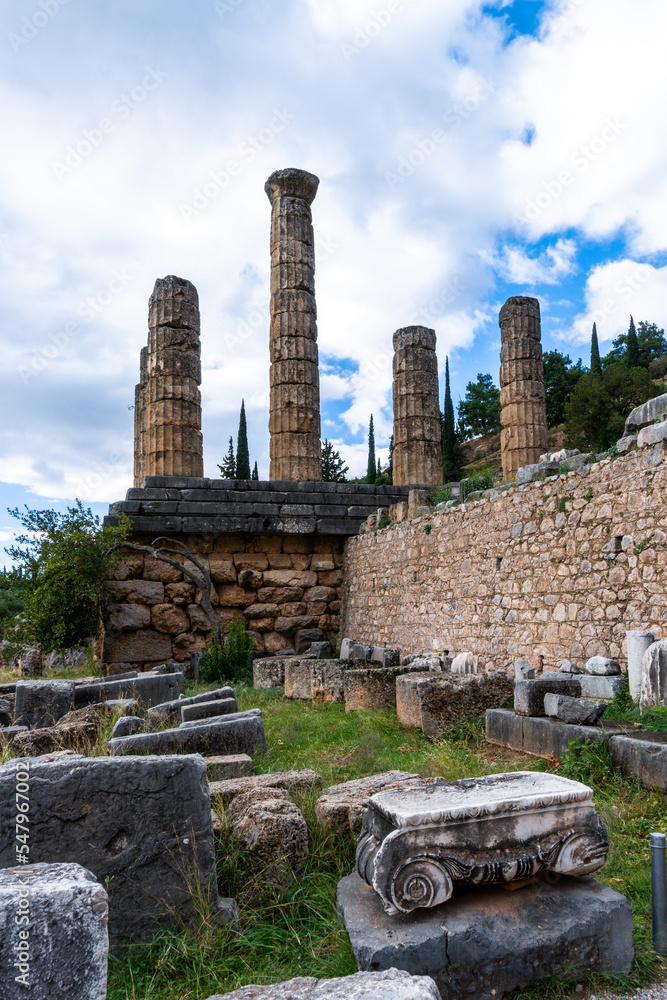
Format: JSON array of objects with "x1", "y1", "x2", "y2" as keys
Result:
[
  {"x1": 609, "y1": 733, "x2": 667, "y2": 792},
  {"x1": 337, "y1": 872, "x2": 633, "y2": 1000},
  {"x1": 14, "y1": 680, "x2": 75, "y2": 729},
  {"x1": 0, "y1": 862, "x2": 108, "y2": 1000},
  {"x1": 205, "y1": 754, "x2": 253, "y2": 781}
]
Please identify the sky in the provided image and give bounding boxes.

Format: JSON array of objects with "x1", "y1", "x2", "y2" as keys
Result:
[{"x1": 1, "y1": 0, "x2": 667, "y2": 566}]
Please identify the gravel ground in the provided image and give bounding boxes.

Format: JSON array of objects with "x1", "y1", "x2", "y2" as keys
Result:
[{"x1": 589, "y1": 984, "x2": 667, "y2": 1000}]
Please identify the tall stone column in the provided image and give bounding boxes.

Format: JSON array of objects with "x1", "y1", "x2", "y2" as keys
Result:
[
  {"x1": 133, "y1": 346, "x2": 148, "y2": 488},
  {"x1": 392, "y1": 326, "x2": 443, "y2": 486},
  {"x1": 141, "y1": 275, "x2": 204, "y2": 479},
  {"x1": 265, "y1": 168, "x2": 322, "y2": 481},
  {"x1": 499, "y1": 295, "x2": 548, "y2": 481}
]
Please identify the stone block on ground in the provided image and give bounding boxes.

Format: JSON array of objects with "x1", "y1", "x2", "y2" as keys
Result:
[
  {"x1": 205, "y1": 969, "x2": 441, "y2": 999},
  {"x1": 585, "y1": 656, "x2": 621, "y2": 676},
  {"x1": 0, "y1": 698, "x2": 12, "y2": 726},
  {"x1": 295, "y1": 628, "x2": 327, "y2": 653},
  {"x1": 371, "y1": 646, "x2": 400, "y2": 668},
  {"x1": 559, "y1": 659, "x2": 581, "y2": 674},
  {"x1": 337, "y1": 872, "x2": 633, "y2": 1000},
  {"x1": 514, "y1": 677, "x2": 581, "y2": 716},
  {"x1": 227, "y1": 786, "x2": 308, "y2": 870},
  {"x1": 450, "y1": 652, "x2": 478, "y2": 675},
  {"x1": 578, "y1": 673, "x2": 628, "y2": 700},
  {"x1": 0, "y1": 725, "x2": 28, "y2": 741},
  {"x1": 609, "y1": 732, "x2": 667, "y2": 792},
  {"x1": 253, "y1": 657, "x2": 287, "y2": 689},
  {"x1": 307, "y1": 641, "x2": 332, "y2": 659},
  {"x1": 343, "y1": 664, "x2": 426, "y2": 712},
  {"x1": 181, "y1": 697, "x2": 238, "y2": 723},
  {"x1": 339, "y1": 638, "x2": 355, "y2": 660},
  {"x1": 396, "y1": 672, "x2": 435, "y2": 728},
  {"x1": 315, "y1": 772, "x2": 423, "y2": 834},
  {"x1": 0, "y1": 753, "x2": 235, "y2": 952},
  {"x1": 109, "y1": 716, "x2": 146, "y2": 739},
  {"x1": 641, "y1": 638, "x2": 667, "y2": 710},
  {"x1": 13, "y1": 680, "x2": 75, "y2": 729},
  {"x1": 623, "y1": 391, "x2": 667, "y2": 434},
  {"x1": 205, "y1": 754, "x2": 253, "y2": 781},
  {"x1": 284, "y1": 656, "x2": 323, "y2": 700},
  {"x1": 147, "y1": 686, "x2": 235, "y2": 723},
  {"x1": 626, "y1": 629, "x2": 655, "y2": 701},
  {"x1": 514, "y1": 659, "x2": 534, "y2": 680},
  {"x1": 209, "y1": 768, "x2": 322, "y2": 808},
  {"x1": 543, "y1": 693, "x2": 606, "y2": 726},
  {"x1": 109, "y1": 711, "x2": 267, "y2": 758},
  {"x1": 418, "y1": 671, "x2": 514, "y2": 738},
  {"x1": 74, "y1": 672, "x2": 184, "y2": 709},
  {"x1": 9, "y1": 704, "x2": 106, "y2": 757},
  {"x1": 486, "y1": 708, "x2": 633, "y2": 760},
  {"x1": 0, "y1": 862, "x2": 108, "y2": 1000}
]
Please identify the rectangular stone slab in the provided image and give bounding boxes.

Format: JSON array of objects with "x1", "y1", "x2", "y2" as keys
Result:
[
  {"x1": 181, "y1": 698, "x2": 238, "y2": 722},
  {"x1": 108, "y1": 711, "x2": 267, "y2": 757},
  {"x1": 337, "y1": 872, "x2": 633, "y2": 1000},
  {"x1": 0, "y1": 862, "x2": 108, "y2": 1000},
  {"x1": 486, "y1": 709, "x2": 634, "y2": 759},
  {"x1": 514, "y1": 678, "x2": 581, "y2": 716},
  {"x1": 147, "y1": 686, "x2": 235, "y2": 723},
  {"x1": 14, "y1": 680, "x2": 75, "y2": 729},
  {"x1": 205, "y1": 969, "x2": 441, "y2": 998},
  {"x1": 0, "y1": 753, "x2": 230, "y2": 952},
  {"x1": 205, "y1": 754, "x2": 253, "y2": 781},
  {"x1": 74, "y1": 672, "x2": 184, "y2": 709},
  {"x1": 609, "y1": 733, "x2": 667, "y2": 791}
]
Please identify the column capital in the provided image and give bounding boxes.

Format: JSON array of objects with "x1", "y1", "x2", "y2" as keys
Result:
[{"x1": 265, "y1": 168, "x2": 320, "y2": 205}]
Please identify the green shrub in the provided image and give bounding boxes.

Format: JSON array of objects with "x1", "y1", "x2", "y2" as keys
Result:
[
  {"x1": 200, "y1": 617, "x2": 255, "y2": 685},
  {"x1": 462, "y1": 473, "x2": 493, "y2": 497}
]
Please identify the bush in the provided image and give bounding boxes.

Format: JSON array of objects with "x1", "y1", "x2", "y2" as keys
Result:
[{"x1": 200, "y1": 617, "x2": 255, "y2": 685}]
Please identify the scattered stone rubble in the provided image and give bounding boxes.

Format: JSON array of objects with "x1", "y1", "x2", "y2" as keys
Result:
[
  {"x1": 397, "y1": 671, "x2": 514, "y2": 737},
  {"x1": 315, "y1": 772, "x2": 425, "y2": 834},
  {"x1": 108, "y1": 708, "x2": 267, "y2": 758},
  {"x1": 616, "y1": 391, "x2": 667, "y2": 454},
  {"x1": 206, "y1": 969, "x2": 441, "y2": 1000}
]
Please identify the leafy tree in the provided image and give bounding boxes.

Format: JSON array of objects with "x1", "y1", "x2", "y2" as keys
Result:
[
  {"x1": 543, "y1": 350, "x2": 586, "y2": 426},
  {"x1": 4, "y1": 501, "x2": 131, "y2": 653},
  {"x1": 590, "y1": 324, "x2": 602, "y2": 377},
  {"x1": 602, "y1": 319, "x2": 667, "y2": 369},
  {"x1": 200, "y1": 617, "x2": 254, "y2": 685},
  {"x1": 442, "y1": 357, "x2": 460, "y2": 481},
  {"x1": 366, "y1": 415, "x2": 376, "y2": 484},
  {"x1": 236, "y1": 399, "x2": 251, "y2": 480},
  {"x1": 0, "y1": 569, "x2": 24, "y2": 626},
  {"x1": 626, "y1": 315, "x2": 641, "y2": 368},
  {"x1": 565, "y1": 362, "x2": 660, "y2": 451},
  {"x1": 321, "y1": 440, "x2": 348, "y2": 482},
  {"x1": 457, "y1": 374, "x2": 501, "y2": 440},
  {"x1": 252, "y1": 461, "x2": 259, "y2": 481},
  {"x1": 218, "y1": 437, "x2": 236, "y2": 478}
]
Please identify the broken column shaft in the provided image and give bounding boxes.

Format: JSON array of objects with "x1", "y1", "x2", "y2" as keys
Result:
[
  {"x1": 392, "y1": 326, "x2": 443, "y2": 486},
  {"x1": 265, "y1": 168, "x2": 322, "y2": 481},
  {"x1": 133, "y1": 346, "x2": 148, "y2": 488},
  {"x1": 499, "y1": 296, "x2": 548, "y2": 481},
  {"x1": 138, "y1": 275, "x2": 203, "y2": 479}
]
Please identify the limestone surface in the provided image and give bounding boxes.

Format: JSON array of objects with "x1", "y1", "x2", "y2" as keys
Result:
[
  {"x1": 181, "y1": 697, "x2": 238, "y2": 723},
  {"x1": 450, "y1": 651, "x2": 477, "y2": 675},
  {"x1": 253, "y1": 657, "x2": 287, "y2": 688},
  {"x1": 206, "y1": 969, "x2": 441, "y2": 999},
  {"x1": 392, "y1": 326, "x2": 442, "y2": 487},
  {"x1": 13, "y1": 680, "x2": 75, "y2": 729},
  {"x1": 228, "y1": 786, "x2": 308, "y2": 868},
  {"x1": 499, "y1": 296, "x2": 548, "y2": 481},
  {"x1": 514, "y1": 677, "x2": 582, "y2": 717},
  {"x1": 626, "y1": 629, "x2": 655, "y2": 701},
  {"x1": 109, "y1": 715, "x2": 146, "y2": 739},
  {"x1": 109, "y1": 711, "x2": 267, "y2": 758},
  {"x1": 641, "y1": 638, "x2": 667, "y2": 709},
  {"x1": 419, "y1": 671, "x2": 514, "y2": 737},
  {"x1": 205, "y1": 754, "x2": 253, "y2": 781},
  {"x1": 0, "y1": 862, "x2": 108, "y2": 1000},
  {"x1": 585, "y1": 655, "x2": 621, "y2": 676},
  {"x1": 543, "y1": 693, "x2": 606, "y2": 726},
  {"x1": 209, "y1": 768, "x2": 322, "y2": 808},
  {"x1": 315, "y1": 772, "x2": 423, "y2": 834}
]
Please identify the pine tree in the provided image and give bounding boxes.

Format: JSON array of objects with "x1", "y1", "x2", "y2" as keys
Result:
[
  {"x1": 590, "y1": 323, "x2": 602, "y2": 377},
  {"x1": 321, "y1": 440, "x2": 348, "y2": 482},
  {"x1": 366, "y1": 416, "x2": 376, "y2": 484},
  {"x1": 236, "y1": 400, "x2": 251, "y2": 480},
  {"x1": 218, "y1": 437, "x2": 236, "y2": 478},
  {"x1": 252, "y1": 461, "x2": 259, "y2": 481},
  {"x1": 377, "y1": 458, "x2": 382, "y2": 479},
  {"x1": 626, "y1": 316, "x2": 641, "y2": 368},
  {"x1": 442, "y1": 357, "x2": 459, "y2": 480}
]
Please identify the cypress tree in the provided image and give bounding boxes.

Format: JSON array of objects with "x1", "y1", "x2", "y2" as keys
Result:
[
  {"x1": 236, "y1": 399, "x2": 251, "y2": 480},
  {"x1": 252, "y1": 461, "x2": 259, "y2": 481},
  {"x1": 218, "y1": 437, "x2": 236, "y2": 478},
  {"x1": 442, "y1": 357, "x2": 459, "y2": 481},
  {"x1": 626, "y1": 315, "x2": 641, "y2": 368},
  {"x1": 366, "y1": 415, "x2": 376, "y2": 484},
  {"x1": 590, "y1": 323, "x2": 602, "y2": 377}
]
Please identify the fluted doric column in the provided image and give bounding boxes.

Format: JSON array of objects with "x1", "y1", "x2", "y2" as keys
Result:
[
  {"x1": 265, "y1": 168, "x2": 322, "y2": 481},
  {"x1": 499, "y1": 295, "x2": 548, "y2": 481},
  {"x1": 134, "y1": 275, "x2": 204, "y2": 479},
  {"x1": 392, "y1": 325, "x2": 443, "y2": 486}
]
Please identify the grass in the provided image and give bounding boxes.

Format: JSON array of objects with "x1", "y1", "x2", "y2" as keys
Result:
[{"x1": 99, "y1": 686, "x2": 667, "y2": 999}]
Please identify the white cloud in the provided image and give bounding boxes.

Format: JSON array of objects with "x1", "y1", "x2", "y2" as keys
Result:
[
  {"x1": 485, "y1": 238, "x2": 577, "y2": 285},
  {"x1": 573, "y1": 259, "x2": 667, "y2": 346}
]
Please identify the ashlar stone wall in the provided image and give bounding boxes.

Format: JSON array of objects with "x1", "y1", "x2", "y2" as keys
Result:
[
  {"x1": 103, "y1": 532, "x2": 344, "y2": 672},
  {"x1": 341, "y1": 447, "x2": 667, "y2": 673}
]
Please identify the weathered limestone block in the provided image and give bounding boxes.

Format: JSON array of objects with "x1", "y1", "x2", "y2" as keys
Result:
[
  {"x1": 315, "y1": 772, "x2": 423, "y2": 834},
  {"x1": 392, "y1": 327, "x2": 442, "y2": 487},
  {"x1": 181, "y1": 697, "x2": 238, "y2": 723},
  {"x1": 0, "y1": 754, "x2": 235, "y2": 951},
  {"x1": 486, "y1": 708, "x2": 631, "y2": 760},
  {"x1": 641, "y1": 638, "x2": 667, "y2": 709},
  {"x1": 357, "y1": 773, "x2": 608, "y2": 915},
  {"x1": 109, "y1": 715, "x2": 146, "y2": 739},
  {"x1": 109, "y1": 711, "x2": 267, "y2": 758},
  {"x1": 205, "y1": 754, "x2": 253, "y2": 781},
  {"x1": 396, "y1": 673, "x2": 435, "y2": 729},
  {"x1": 343, "y1": 664, "x2": 426, "y2": 712},
  {"x1": 499, "y1": 297, "x2": 548, "y2": 481},
  {"x1": 626, "y1": 629, "x2": 655, "y2": 701},
  {"x1": 514, "y1": 677, "x2": 581, "y2": 716},
  {"x1": 609, "y1": 732, "x2": 667, "y2": 792},
  {"x1": 253, "y1": 656, "x2": 287, "y2": 688},
  {"x1": 418, "y1": 672, "x2": 514, "y2": 738},
  {"x1": 147, "y1": 686, "x2": 235, "y2": 724},
  {"x1": 284, "y1": 656, "x2": 346, "y2": 702},
  {"x1": 206, "y1": 969, "x2": 441, "y2": 1000},
  {"x1": 337, "y1": 872, "x2": 633, "y2": 1000},
  {"x1": 209, "y1": 769, "x2": 322, "y2": 808},
  {"x1": 551, "y1": 672, "x2": 627, "y2": 701},
  {"x1": 0, "y1": 863, "x2": 108, "y2": 1000},
  {"x1": 514, "y1": 659, "x2": 534, "y2": 680},
  {"x1": 543, "y1": 693, "x2": 606, "y2": 726},
  {"x1": 622, "y1": 390, "x2": 667, "y2": 435},
  {"x1": 18, "y1": 646, "x2": 43, "y2": 678},
  {"x1": 74, "y1": 672, "x2": 184, "y2": 709},
  {"x1": 228, "y1": 787, "x2": 308, "y2": 868},
  {"x1": 9, "y1": 710, "x2": 101, "y2": 757},
  {"x1": 0, "y1": 698, "x2": 12, "y2": 726},
  {"x1": 103, "y1": 629, "x2": 173, "y2": 665},
  {"x1": 13, "y1": 680, "x2": 75, "y2": 729},
  {"x1": 265, "y1": 168, "x2": 322, "y2": 482},
  {"x1": 450, "y1": 651, "x2": 478, "y2": 675},
  {"x1": 585, "y1": 655, "x2": 621, "y2": 676}
]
